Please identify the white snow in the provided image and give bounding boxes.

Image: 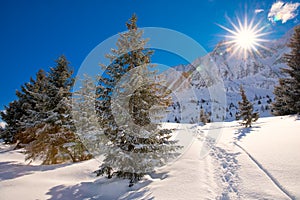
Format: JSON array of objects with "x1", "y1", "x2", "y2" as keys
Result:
[
  {"x1": 236, "y1": 115, "x2": 300, "y2": 199},
  {"x1": 0, "y1": 121, "x2": 6, "y2": 128},
  {"x1": 0, "y1": 116, "x2": 299, "y2": 199},
  {"x1": 164, "y1": 28, "x2": 295, "y2": 123}
]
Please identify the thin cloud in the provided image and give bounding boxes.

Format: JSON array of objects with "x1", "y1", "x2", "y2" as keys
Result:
[
  {"x1": 255, "y1": 9, "x2": 264, "y2": 14},
  {"x1": 268, "y1": 1, "x2": 300, "y2": 23}
]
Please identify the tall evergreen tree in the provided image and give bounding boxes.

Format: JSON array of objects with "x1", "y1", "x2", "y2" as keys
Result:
[
  {"x1": 15, "y1": 69, "x2": 49, "y2": 145},
  {"x1": 72, "y1": 75, "x2": 107, "y2": 155},
  {"x1": 0, "y1": 100, "x2": 24, "y2": 143},
  {"x1": 272, "y1": 79, "x2": 294, "y2": 115},
  {"x1": 1, "y1": 56, "x2": 91, "y2": 163},
  {"x1": 95, "y1": 14, "x2": 181, "y2": 186},
  {"x1": 0, "y1": 70, "x2": 47, "y2": 144},
  {"x1": 237, "y1": 85, "x2": 259, "y2": 127},
  {"x1": 46, "y1": 55, "x2": 75, "y2": 127},
  {"x1": 21, "y1": 56, "x2": 90, "y2": 164},
  {"x1": 272, "y1": 25, "x2": 300, "y2": 115}
]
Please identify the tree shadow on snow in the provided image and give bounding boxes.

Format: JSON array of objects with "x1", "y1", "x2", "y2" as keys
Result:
[
  {"x1": 235, "y1": 125, "x2": 261, "y2": 141},
  {"x1": 0, "y1": 161, "x2": 69, "y2": 181},
  {"x1": 46, "y1": 177, "x2": 154, "y2": 200},
  {"x1": 148, "y1": 172, "x2": 169, "y2": 180}
]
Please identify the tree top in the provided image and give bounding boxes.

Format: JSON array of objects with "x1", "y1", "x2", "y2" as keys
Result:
[{"x1": 126, "y1": 14, "x2": 138, "y2": 31}]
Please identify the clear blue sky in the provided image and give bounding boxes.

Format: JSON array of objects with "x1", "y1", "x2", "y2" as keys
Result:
[{"x1": 0, "y1": 0, "x2": 299, "y2": 112}]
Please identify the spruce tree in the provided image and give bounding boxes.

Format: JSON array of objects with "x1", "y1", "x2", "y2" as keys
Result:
[
  {"x1": 272, "y1": 79, "x2": 294, "y2": 115},
  {"x1": 46, "y1": 55, "x2": 75, "y2": 127},
  {"x1": 1, "y1": 57, "x2": 91, "y2": 163},
  {"x1": 237, "y1": 85, "x2": 259, "y2": 127},
  {"x1": 72, "y1": 75, "x2": 108, "y2": 155},
  {"x1": 273, "y1": 25, "x2": 300, "y2": 115},
  {"x1": 0, "y1": 100, "x2": 24, "y2": 143},
  {"x1": 22, "y1": 56, "x2": 90, "y2": 164},
  {"x1": 15, "y1": 69, "x2": 49, "y2": 145},
  {"x1": 95, "y1": 14, "x2": 181, "y2": 186},
  {"x1": 1, "y1": 69, "x2": 50, "y2": 146}
]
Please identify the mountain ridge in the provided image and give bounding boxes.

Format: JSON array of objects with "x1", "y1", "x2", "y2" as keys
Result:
[{"x1": 163, "y1": 26, "x2": 296, "y2": 123}]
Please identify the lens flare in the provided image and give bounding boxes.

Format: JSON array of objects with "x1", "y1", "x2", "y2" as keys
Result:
[
  {"x1": 218, "y1": 15, "x2": 270, "y2": 58},
  {"x1": 273, "y1": 15, "x2": 281, "y2": 22}
]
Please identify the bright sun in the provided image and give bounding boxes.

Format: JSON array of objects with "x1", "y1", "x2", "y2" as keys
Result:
[
  {"x1": 235, "y1": 29, "x2": 257, "y2": 50},
  {"x1": 218, "y1": 16, "x2": 269, "y2": 58}
]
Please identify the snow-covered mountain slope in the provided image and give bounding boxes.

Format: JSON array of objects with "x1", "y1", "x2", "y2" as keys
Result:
[
  {"x1": 0, "y1": 116, "x2": 299, "y2": 199},
  {"x1": 163, "y1": 27, "x2": 295, "y2": 123},
  {"x1": 190, "y1": 27, "x2": 293, "y2": 91}
]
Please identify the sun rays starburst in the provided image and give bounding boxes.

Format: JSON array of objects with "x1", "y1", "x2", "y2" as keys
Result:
[{"x1": 218, "y1": 15, "x2": 270, "y2": 58}]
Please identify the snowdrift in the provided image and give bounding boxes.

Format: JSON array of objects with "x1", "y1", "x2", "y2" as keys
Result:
[{"x1": 0, "y1": 116, "x2": 299, "y2": 199}]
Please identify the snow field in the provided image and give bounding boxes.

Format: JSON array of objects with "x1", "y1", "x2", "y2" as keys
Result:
[{"x1": 0, "y1": 116, "x2": 299, "y2": 200}]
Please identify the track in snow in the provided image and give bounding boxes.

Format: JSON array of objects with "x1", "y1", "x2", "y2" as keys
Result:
[
  {"x1": 198, "y1": 129, "x2": 240, "y2": 200},
  {"x1": 234, "y1": 142, "x2": 296, "y2": 200}
]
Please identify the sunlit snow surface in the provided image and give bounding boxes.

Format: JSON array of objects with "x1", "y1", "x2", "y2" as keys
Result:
[{"x1": 0, "y1": 115, "x2": 299, "y2": 200}]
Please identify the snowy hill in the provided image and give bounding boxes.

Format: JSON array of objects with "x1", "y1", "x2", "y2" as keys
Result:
[
  {"x1": 0, "y1": 116, "x2": 299, "y2": 199},
  {"x1": 164, "y1": 28, "x2": 295, "y2": 123}
]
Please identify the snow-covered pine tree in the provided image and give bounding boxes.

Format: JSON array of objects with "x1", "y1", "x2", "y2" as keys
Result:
[
  {"x1": 272, "y1": 79, "x2": 294, "y2": 115},
  {"x1": 0, "y1": 70, "x2": 47, "y2": 144},
  {"x1": 95, "y1": 14, "x2": 181, "y2": 186},
  {"x1": 272, "y1": 25, "x2": 300, "y2": 115},
  {"x1": 15, "y1": 69, "x2": 49, "y2": 145},
  {"x1": 237, "y1": 85, "x2": 259, "y2": 127},
  {"x1": 0, "y1": 100, "x2": 24, "y2": 143},
  {"x1": 72, "y1": 75, "x2": 108, "y2": 155},
  {"x1": 24, "y1": 56, "x2": 91, "y2": 164},
  {"x1": 46, "y1": 55, "x2": 75, "y2": 128}
]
